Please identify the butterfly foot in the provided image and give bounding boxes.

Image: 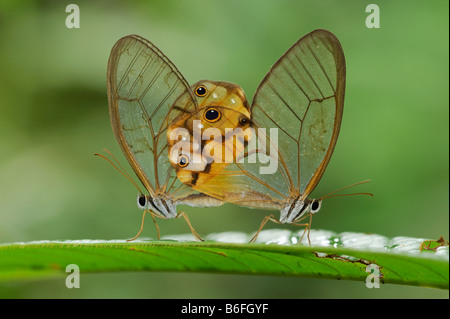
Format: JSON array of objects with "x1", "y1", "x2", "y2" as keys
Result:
[{"x1": 177, "y1": 211, "x2": 203, "y2": 242}]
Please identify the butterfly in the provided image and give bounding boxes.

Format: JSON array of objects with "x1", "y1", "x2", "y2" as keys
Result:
[
  {"x1": 106, "y1": 35, "x2": 228, "y2": 241},
  {"x1": 166, "y1": 29, "x2": 371, "y2": 243}
]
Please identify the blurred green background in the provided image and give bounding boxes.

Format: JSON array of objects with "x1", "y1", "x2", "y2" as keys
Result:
[{"x1": 0, "y1": 0, "x2": 448, "y2": 298}]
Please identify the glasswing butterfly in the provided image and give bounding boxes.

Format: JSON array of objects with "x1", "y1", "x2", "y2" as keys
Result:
[{"x1": 106, "y1": 35, "x2": 227, "y2": 241}]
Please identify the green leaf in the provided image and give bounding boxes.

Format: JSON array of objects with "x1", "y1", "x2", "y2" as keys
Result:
[{"x1": 0, "y1": 229, "x2": 448, "y2": 289}]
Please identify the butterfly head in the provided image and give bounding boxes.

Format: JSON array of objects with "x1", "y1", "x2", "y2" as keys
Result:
[
  {"x1": 137, "y1": 193, "x2": 177, "y2": 219},
  {"x1": 280, "y1": 197, "x2": 322, "y2": 224}
]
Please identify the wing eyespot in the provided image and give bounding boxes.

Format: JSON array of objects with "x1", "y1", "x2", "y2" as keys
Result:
[
  {"x1": 239, "y1": 116, "x2": 250, "y2": 126},
  {"x1": 203, "y1": 108, "x2": 221, "y2": 123},
  {"x1": 195, "y1": 85, "x2": 207, "y2": 97},
  {"x1": 178, "y1": 154, "x2": 190, "y2": 168}
]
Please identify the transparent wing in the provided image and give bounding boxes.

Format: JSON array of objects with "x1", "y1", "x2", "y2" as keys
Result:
[
  {"x1": 251, "y1": 29, "x2": 346, "y2": 199},
  {"x1": 107, "y1": 35, "x2": 198, "y2": 198}
]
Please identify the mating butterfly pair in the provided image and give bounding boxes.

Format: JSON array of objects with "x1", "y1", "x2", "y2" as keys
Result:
[{"x1": 106, "y1": 29, "x2": 358, "y2": 244}]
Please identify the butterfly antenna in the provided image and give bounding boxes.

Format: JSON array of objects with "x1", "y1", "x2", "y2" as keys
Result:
[
  {"x1": 102, "y1": 148, "x2": 133, "y2": 179},
  {"x1": 95, "y1": 149, "x2": 144, "y2": 194},
  {"x1": 320, "y1": 179, "x2": 373, "y2": 200}
]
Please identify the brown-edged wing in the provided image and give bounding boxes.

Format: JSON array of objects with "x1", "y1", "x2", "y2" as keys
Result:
[{"x1": 107, "y1": 35, "x2": 200, "y2": 202}]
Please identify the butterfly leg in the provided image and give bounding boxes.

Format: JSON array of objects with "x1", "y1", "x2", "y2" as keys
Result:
[
  {"x1": 176, "y1": 211, "x2": 204, "y2": 242},
  {"x1": 127, "y1": 209, "x2": 161, "y2": 242},
  {"x1": 249, "y1": 214, "x2": 279, "y2": 243},
  {"x1": 291, "y1": 213, "x2": 313, "y2": 245}
]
